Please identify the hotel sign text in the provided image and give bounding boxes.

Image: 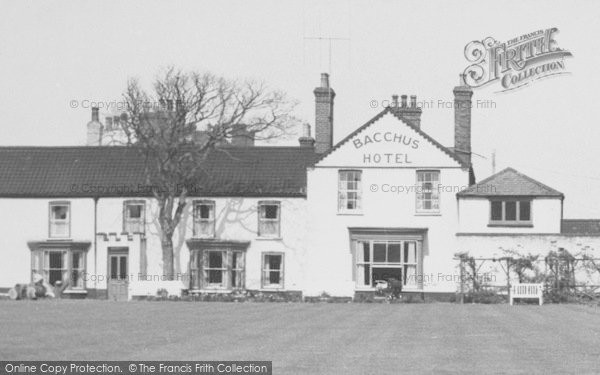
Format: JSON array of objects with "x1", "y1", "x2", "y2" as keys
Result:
[{"x1": 352, "y1": 132, "x2": 419, "y2": 165}]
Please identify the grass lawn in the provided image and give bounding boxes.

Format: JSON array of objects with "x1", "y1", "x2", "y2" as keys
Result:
[{"x1": 1, "y1": 301, "x2": 600, "y2": 374}]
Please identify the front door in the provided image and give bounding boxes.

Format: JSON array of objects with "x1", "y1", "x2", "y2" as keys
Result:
[{"x1": 108, "y1": 248, "x2": 129, "y2": 301}]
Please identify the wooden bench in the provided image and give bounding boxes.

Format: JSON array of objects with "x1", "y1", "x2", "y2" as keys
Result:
[{"x1": 510, "y1": 283, "x2": 543, "y2": 305}]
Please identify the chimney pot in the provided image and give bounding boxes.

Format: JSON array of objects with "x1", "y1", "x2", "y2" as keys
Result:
[
  {"x1": 410, "y1": 95, "x2": 417, "y2": 108},
  {"x1": 401, "y1": 95, "x2": 408, "y2": 108},
  {"x1": 392, "y1": 95, "x2": 399, "y2": 108},
  {"x1": 320, "y1": 73, "x2": 330, "y2": 88},
  {"x1": 91, "y1": 107, "x2": 99, "y2": 122}
]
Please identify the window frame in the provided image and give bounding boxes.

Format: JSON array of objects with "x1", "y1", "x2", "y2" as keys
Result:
[
  {"x1": 31, "y1": 249, "x2": 87, "y2": 290},
  {"x1": 488, "y1": 199, "x2": 533, "y2": 227},
  {"x1": 261, "y1": 252, "x2": 285, "y2": 289},
  {"x1": 258, "y1": 201, "x2": 281, "y2": 238},
  {"x1": 338, "y1": 170, "x2": 363, "y2": 213},
  {"x1": 193, "y1": 200, "x2": 216, "y2": 238},
  {"x1": 415, "y1": 170, "x2": 441, "y2": 214},
  {"x1": 355, "y1": 240, "x2": 422, "y2": 290},
  {"x1": 190, "y1": 249, "x2": 246, "y2": 291},
  {"x1": 123, "y1": 200, "x2": 145, "y2": 234},
  {"x1": 48, "y1": 201, "x2": 71, "y2": 239}
]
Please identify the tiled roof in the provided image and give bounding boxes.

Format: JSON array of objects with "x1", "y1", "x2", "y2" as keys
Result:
[
  {"x1": 561, "y1": 220, "x2": 600, "y2": 235},
  {"x1": 314, "y1": 107, "x2": 470, "y2": 168},
  {"x1": 0, "y1": 146, "x2": 316, "y2": 198},
  {"x1": 457, "y1": 167, "x2": 564, "y2": 197}
]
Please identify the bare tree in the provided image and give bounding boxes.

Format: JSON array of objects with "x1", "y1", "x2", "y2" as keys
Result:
[{"x1": 120, "y1": 67, "x2": 298, "y2": 278}]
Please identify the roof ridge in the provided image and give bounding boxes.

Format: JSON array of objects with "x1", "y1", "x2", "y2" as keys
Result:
[{"x1": 509, "y1": 168, "x2": 564, "y2": 196}]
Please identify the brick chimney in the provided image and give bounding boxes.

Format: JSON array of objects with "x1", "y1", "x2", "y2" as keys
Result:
[
  {"x1": 391, "y1": 94, "x2": 422, "y2": 128},
  {"x1": 230, "y1": 124, "x2": 255, "y2": 147},
  {"x1": 314, "y1": 73, "x2": 335, "y2": 154},
  {"x1": 453, "y1": 74, "x2": 473, "y2": 166},
  {"x1": 298, "y1": 123, "x2": 315, "y2": 148},
  {"x1": 86, "y1": 107, "x2": 103, "y2": 146}
]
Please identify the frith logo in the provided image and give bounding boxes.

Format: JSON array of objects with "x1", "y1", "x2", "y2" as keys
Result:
[{"x1": 462, "y1": 28, "x2": 573, "y2": 92}]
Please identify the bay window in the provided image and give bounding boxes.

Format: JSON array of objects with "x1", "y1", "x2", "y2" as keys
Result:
[
  {"x1": 355, "y1": 240, "x2": 422, "y2": 289},
  {"x1": 189, "y1": 249, "x2": 245, "y2": 290},
  {"x1": 31, "y1": 249, "x2": 87, "y2": 289}
]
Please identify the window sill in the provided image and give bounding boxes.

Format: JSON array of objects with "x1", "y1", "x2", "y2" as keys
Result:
[
  {"x1": 337, "y1": 211, "x2": 363, "y2": 216},
  {"x1": 62, "y1": 289, "x2": 88, "y2": 294},
  {"x1": 47, "y1": 237, "x2": 72, "y2": 241},
  {"x1": 414, "y1": 212, "x2": 441, "y2": 216},
  {"x1": 260, "y1": 286, "x2": 285, "y2": 291},
  {"x1": 256, "y1": 237, "x2": 282, "y2": 241},
  {"x1": 190, "y1": 289, "x2": 233, "y2": 294},
  {"x1": 487, "y1": 223, "x2": 533, "y2": 228}
]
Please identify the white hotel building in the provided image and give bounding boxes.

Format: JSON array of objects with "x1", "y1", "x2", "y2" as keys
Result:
[{"x1": 1, "y1": 74, "x2": 599, "y2": 301}]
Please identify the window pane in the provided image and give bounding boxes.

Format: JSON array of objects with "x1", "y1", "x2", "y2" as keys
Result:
[
  {"x1": 119, "y1": 256, "x2": 127, "y2": 279},
  {"x1": 268, "y1": 255, "x2": 282, "y2": 270},
  {"x1": 505, "y1": 201, "x2": 517, "y2": 221},
  {"x1": 373, "y1": 243, "x2": 386, "y2": 262},
  {"x1": 491, "y1": 201, "x2": 502, "y2": 220},
  {"x1": 72, "y1": 252, "x2": 80, "y2": 269},
  {"x1": 208, "y1": 270, "x2": 222, "y2": 284},
  {"x1": 49, "y1": 252, "x2": 62, "y2": 268},
  {"x1": 388, "y1": 243, "x2": 401, "y2": 263},
  {"x1": 265, "y1": 205, "x2": 278, "y2": 219},
  {"x1": 208, "y1": 252, "x2": 222, "y2": 268},
  {"x1": 52, "y1": 206, "x2": 68, "y2": 220},
  {"x1": 404, "y1": 265, "x2": 417, "y2": 286},
  {"x1": 127, "y1": 205, "x2": 142, "y2": 219},
  {"x1": 269, "y1": 271, "x2": 280, "y2": 285},
  {"x1": 519, "y1": 201, "x2": 531, "y2": 221},
  {"x1": 199, "y1": 204, "x2": 211, "y2": 219},
  {"x1": 363, "y1": 242, "x2": 370, "y2": 262},
  {"x1": 110, "y1": 257, "x2": 118, "y2": 280},
  {"x1": 404, "y1": 242, "x2": 416, "y2": 263}
]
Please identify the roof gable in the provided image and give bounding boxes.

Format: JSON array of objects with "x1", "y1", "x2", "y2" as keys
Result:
[
  {"x1": 315, "y1": 108, "x2": 467, "y2": 168},
  {"x1": 457, "y1": 167, "x2": 564, "y2": 197},
  {"x1": 0, "y1": 146, "x2": 316, "y2": 198}
]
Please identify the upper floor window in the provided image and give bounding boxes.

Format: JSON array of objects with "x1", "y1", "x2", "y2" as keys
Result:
[
  {"x1": 123, "y1": 200, "x2": 145, "y2": 233},
  {"x1": 258, "y1": 201, "x2": 281, "y2": 238},
  {"x1": 49, "y1": 202, "x2": 70, "y2": 238},
  {"x1": 489, "y1": 199, "x2": 532, "y2": 226},
  {"x1": 338, "y1": 170, "x2": 362, "y2": 212},
  {"x1": 416, "y1": 171, "x2": 440, "y2": 213},
  {"x1": 193, "y1": 200, "x2": 215, "y2": 238}
]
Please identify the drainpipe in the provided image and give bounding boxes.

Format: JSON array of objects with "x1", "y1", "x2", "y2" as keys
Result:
[{"x1": 93, "y1": 196, "x2": 99, "y2": 295}]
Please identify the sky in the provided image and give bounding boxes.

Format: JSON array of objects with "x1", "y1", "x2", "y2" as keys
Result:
[{"x1": 1, "y1": 0, "x2": 599, "y2": 218}]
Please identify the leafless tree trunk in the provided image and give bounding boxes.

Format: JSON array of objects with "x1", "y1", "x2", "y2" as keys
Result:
[{"x1": 120, "y1": 67, "x2": 298, "y2": 278}]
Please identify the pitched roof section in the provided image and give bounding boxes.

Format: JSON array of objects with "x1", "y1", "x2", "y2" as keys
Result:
[
  {"x1": 457, "y1": 167, "x2": 564, "y2": 197},
  {"x1": 0, "y1": 146, "x2": 316, "y2": 198},
  {"x1": 561, "y1": 220, "x2": 600, "y2": 235},
  {"x1": 315, "y1": 107, "x2": 469, "y2": 168}
]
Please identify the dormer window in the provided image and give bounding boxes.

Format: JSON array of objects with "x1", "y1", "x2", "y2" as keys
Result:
[{"x1": 489, "y1": 199, "x2": 532, "y2": 226}]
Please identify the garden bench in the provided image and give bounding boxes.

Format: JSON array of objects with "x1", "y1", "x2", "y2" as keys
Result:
[{"x1": 510, "y1": 283, "x2": 543, "y2": 305}]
